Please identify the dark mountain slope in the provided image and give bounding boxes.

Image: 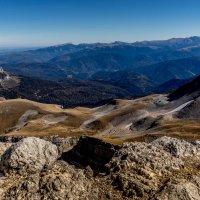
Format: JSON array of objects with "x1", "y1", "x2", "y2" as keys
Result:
[
  {"x1": 3, "y1": 63, "x2": 68, "y2": 81},
  {"x1": 153, "y1": 78, "x2": 191, "y2": 93},
  {"x1": 169, "y1": 75, "x2": 200, "y2": 100},
  {"x1": 0, "y1": 75, "x2": 131, "y2": 108},
  {"x1": 167, "y1": 75, "x2": 200, "y2": 120},
  {"x1": 91, "y1": 71, "x2": 156, "y2": 96},
  {"x1": 49, "y1": 45, "x2": 198, "y2": 73},
  {"x1": 135, "y1": 57, "x2": 200, "y2": 84}
]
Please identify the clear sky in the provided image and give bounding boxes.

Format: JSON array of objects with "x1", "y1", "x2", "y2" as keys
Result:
[{"x1": 0, "y1": 0, "x2": 200, "y2": 47}]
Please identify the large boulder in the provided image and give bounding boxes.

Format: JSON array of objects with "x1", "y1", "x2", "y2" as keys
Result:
[{"x1": 0, "y1": 137, "x2": 58, "y2": 175}]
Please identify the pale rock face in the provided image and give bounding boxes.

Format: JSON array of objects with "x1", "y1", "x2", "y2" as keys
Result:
[
  {"x1": 107, "y1": 136, "x2": 200, "y2": 199},
  {"x1": 152, "y1": 136, "x2": 200, "y2": 158},
  {"x1": 0, "y1": 137, "x2": 58, "y2": 175},
  {"x1": 154, "y1": 176, "x2": 200, "y2": 200},
  {"x1": 110, "y1": 141, "x2": 184, "y2": 175},
  {"x1": 109, "y1": 141, "x2": 184, "y2": 198}
]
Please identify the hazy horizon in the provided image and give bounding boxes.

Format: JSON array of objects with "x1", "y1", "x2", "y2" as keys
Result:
[
  {"x1": 0, "y1": 35, "x2": 200, "y2": 50},
  {"x1": 1, "y1": 0, "x2": 200, "y2": 47}
]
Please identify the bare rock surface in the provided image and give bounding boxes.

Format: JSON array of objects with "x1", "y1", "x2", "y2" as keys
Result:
[
  {"x1": 152, "y1": 136, "x2": 200, "y2": 157},
  {"x1": 0, "y1": 136, "x2": 200, "y2": 199},
  {"x1": 0, "y1": 137, "x2": 58, "y2": 175},
  {"x1": 154, "y1": 176, "x2": 200, "y2": 200},
  {"x1": 108, "y1": 141, "x2": 184, "y2": 198},
  {"x1": 3, "y1": 161, "x2": 99, "y2": 200}
]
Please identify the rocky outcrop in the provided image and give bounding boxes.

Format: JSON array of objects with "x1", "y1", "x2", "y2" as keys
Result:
[
  {"x1": 152, "y1": 136, "x2": 200, "y2": 158},
  {"x1": 109, "y1": 141, "x2": 184, "y2": 198},
  {"x1": 106, "y1": 136, "x2": 200, "y2": 199},
  {"x1": 0, "y1": 136, "x2": 200, "y2": 199},
  {"x1": 154, "y1": 176, "x2": 200, "y2": 200},
  {"x1": 0, "y1": 68, "x2": 19, "y2": 89},
  {"x1": 3, "y1": 161, "x2": 99, "y2": 200},
  {"x1": 0, "y1": 137, "x2": 58, "y2": 175},
  {"x1": 0, "y1": 135, "x2": 79, "y2": 157}
]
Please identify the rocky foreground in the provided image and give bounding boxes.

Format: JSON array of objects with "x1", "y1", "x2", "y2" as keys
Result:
[{"x1": 0, "y1": 136, "x2": 200, "y2": 199}]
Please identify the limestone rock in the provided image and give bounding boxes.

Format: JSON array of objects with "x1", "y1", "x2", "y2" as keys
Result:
[
  {"x1": 152, "y1": 136, "x2": 200, "y2": 158},
  {"x1": 0, "y1": 137, "x2": 58, "y2": 175},
  {"x1": 0, "y1": 136, "x2": 200, "y2": 199},
  {"x1": 154, "y1": 176, "x2": 200, "y2": 200},
  {"x1": 109, "y1": 140, "x2": 184, "y2": 198},
  {"x1": 3, "y1": 161, "x2": 99, "y2": 200}
]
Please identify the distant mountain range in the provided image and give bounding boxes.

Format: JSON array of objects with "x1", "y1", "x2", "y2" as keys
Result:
[{"x1": 0, "y1": 36, "x2": 200, "y2": 104}]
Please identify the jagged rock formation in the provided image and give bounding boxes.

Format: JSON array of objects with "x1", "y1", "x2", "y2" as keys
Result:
[
  {"x1": 108, "y1": 137, "x2": 200, "y2": 199},
  {"x1": 0, "y1": 136, "x2": 200, "y2": 199},
  {"x1": 152, "y1": 136, "x2": 200, "y2": 157}
]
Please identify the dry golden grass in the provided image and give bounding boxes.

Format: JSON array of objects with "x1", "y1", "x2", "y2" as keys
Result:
[
  {"x1": 0, "y1": 99, "x2": 94, "y2": 136},
  {"x1": 150, "y1": 119, "x2": 200, "y2": 139},
  {"x1": 96, "y1": 118, "x2": 200, "y2": 145},
  {"x1": 1, "y1": 98, "x2": 147, "y2": 138},
  {"x1": 0, "y1": 96, "x2": 163, "y2": 140},
  {"x1": 88, "y1": 103, "x2": 146, "y2": 131},
  {"x1": 1, "y1": 96, "x2": 200, "y2": 145},
  {"x1": 0, "y1": 100, "x2": 39, "y2": 133}
]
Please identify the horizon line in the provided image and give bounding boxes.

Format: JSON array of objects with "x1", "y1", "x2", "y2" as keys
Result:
[{"x1": 0, "y1": 35, "x2": 199, "y2": 49}]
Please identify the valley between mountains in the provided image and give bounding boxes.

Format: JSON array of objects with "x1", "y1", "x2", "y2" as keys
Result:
[{"x1": 1, "y1": 74, "x2": 200, "y2": 143}]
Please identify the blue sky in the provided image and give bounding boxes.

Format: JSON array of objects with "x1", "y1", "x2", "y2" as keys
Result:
[{"x1": 0, "y1": 0, "x2": 200, "y2": 47}]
